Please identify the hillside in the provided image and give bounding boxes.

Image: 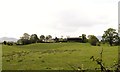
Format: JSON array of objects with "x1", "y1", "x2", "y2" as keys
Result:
[
  {"x1": 0, "y1": 37, "x2": 18, "y2": 42},
  {"x1": 2, "y1": 43, "x2": 118, "y2": 70}
]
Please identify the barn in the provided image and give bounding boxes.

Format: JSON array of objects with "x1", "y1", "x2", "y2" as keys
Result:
[{"x1": 67, "y1": 37, "x2": 82, "y2": 42}]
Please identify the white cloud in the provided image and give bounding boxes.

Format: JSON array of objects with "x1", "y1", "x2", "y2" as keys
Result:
[{"x1": 0, "y1": 0, "x2": 119, "y2": 38}]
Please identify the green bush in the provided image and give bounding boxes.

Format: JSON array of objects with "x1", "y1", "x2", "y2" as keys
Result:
[{"x1": 88, "y1": 35, "x2": 99, "y2": 46}]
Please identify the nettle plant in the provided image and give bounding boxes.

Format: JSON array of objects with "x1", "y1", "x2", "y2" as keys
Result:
[{"x1": 90, "y1": 47, "x2": 119, "y2": 72}]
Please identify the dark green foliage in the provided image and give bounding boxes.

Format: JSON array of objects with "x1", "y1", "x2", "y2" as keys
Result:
[
  {"x1": 37, "y1": 39, "x2": 44, "y2": 43},
  {"x1": 102, "y1": 28, "x2": 119, "y2": 46},
  {"x1": 3, "y1": 41, "x2": 14, "y2": 46},
  {"x1": 22, "y1": 33, "x2": 30, "y2": 40},
  {"x1": 3, "y1": 41, "x2": 7, "y2": 45},
  {"x1": 40, "y1": 35, "x2": 45, "y2": 42},
  {"x1": 17, "y1": 39, "x2": 23, "y2": 45},
  {"x1": 54, "y1": 37, "x2": 67, "y2": 43},
  {"x1": 6, "y1": 42, "x2": 13, "y2": 46},
  {"x1": 17, "y1": 39, "x2": 31, "y2": 45},
  {"x1": 22, "y1": 39, "x2": 31, "y2": 45},
  {"x1": 54, "y1": 37, "x2": 59, "y2": 42},
  {"x1": 88, "y1": 35, "x2": 99, "y2": 46},
  {"x1": 81, "y1": 34, "x2": 88, "y2": 43},
  {"x1": 46, "y1": 35, "x2": 52, "y2": 40},
  {"x1": 14, "y1": 28, "x2": 119, "y2": 46},
  {"x1": 17, "y1": 33, "x2": 32, "y2": 45},
  {"x1": 30, "y1": 34, "x2": 39, "y2": 43}
]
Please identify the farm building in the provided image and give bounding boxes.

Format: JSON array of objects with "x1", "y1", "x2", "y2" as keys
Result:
[{"x1": 67, "y1": 37, "x2": 82, "y2": 42}]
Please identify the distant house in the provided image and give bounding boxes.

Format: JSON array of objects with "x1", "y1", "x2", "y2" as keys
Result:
[{"x1": 67, "y1": 37, "x2": 82, "y2": 42}]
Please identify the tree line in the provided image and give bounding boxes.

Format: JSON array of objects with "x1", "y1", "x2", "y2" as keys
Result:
[{"x1": 3, "y1": 28, "x2": 120, "y2": 46}]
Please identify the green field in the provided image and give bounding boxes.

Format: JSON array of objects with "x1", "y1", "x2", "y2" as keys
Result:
[{"x1": 2, "y1": 43, "x2": 118, "y2": 70}]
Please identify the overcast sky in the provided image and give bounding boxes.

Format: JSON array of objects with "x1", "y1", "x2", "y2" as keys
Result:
[{"x1": 0, "y1": 0, "x2": 119, "y2": 39}]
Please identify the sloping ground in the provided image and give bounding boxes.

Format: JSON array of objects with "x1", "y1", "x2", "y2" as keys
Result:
[{"x1": 2, "y1": 43, "x2": 118, "y2": 70}]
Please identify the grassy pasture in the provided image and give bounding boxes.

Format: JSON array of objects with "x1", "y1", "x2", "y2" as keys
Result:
[{"x1": 2, "y1": 43, "x2": 118, "y2": 70}]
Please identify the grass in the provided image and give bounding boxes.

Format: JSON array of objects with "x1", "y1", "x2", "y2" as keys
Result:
[{"x1": 2, "y1": 43, "x2": 118, "y2": 70}]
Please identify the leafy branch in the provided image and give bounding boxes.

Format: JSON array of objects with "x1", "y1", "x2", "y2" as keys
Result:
[{"x1": 90, "y1": 47, "x2": 119, "y2": 72}]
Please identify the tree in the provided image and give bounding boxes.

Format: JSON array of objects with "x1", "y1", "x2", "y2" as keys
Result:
[
  {"x1": 102, "y1": 28, "x2": 118, "y2": 46},
  {"x1": 81, "y1": 34, "x2": 87, "y2": 43},
  {"x1": 54, "y1": 37, "x2": 59, "y2": 42},
  {"x1": 88, "y1": 35, "x2": 99, "y2": 46},
  {"x1": 7, "y1": 42, "x2": 13, "y2": 46},
  {"x1": 30, "y1": 34, "x2": 39, "y2": 43},
  {"x1": 17, "y1": 33, "x2": 31, "y2": 45},
  {"x1": 3, "y1": 41, "x2": 7, "y2": 45},
  {"x1": 40, "y1": 35, "x2": 45, "y2": 41},
  {"x1": 17, "y1": 38, "x2": 31, "y2": 45},
  {"x1": 46, "y1": 35, "x2": 52, "y2": 40},
  {"x1": 59, "y1": 36, "x2": 64, "y2": 42},
  {"x1": 21, "y1": 33, "x2": 30, "y2": 40},
  {"x1": 17, "y1": 39, "x2": 23, "y2": 45}
]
